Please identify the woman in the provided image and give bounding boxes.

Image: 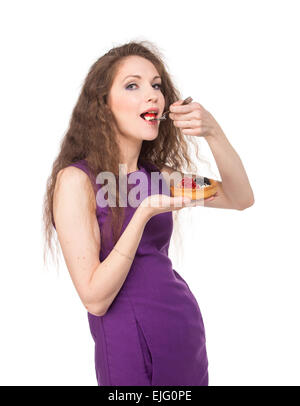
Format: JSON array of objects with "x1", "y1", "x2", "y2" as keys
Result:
[{"x1": 43, "y1": 40, "x2": 254, "y2": 386}]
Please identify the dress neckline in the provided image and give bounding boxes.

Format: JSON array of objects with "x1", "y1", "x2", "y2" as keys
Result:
[{"x1": 127, "y1": 162, "x2": 144, "y2": 176}]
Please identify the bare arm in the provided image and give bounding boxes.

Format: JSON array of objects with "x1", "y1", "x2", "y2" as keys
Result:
[
  {"x1": 53, "y1": 166, "x2": 150, "y2": 317},
  {"x1": 86, "y1": 206, "x2": 149, "y2": 316},
  {"x1": 161, "y1": 165, "x2": 251, "y2": 210},
  {"x1": 53, "y1": 167, "x2": 194, "y2": 317}
]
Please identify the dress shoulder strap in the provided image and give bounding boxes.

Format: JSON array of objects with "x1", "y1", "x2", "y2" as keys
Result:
[
  {"x1": 68, "y1": 159, "x2": 92, "y2": 178},
  {"x1": 68, "y1": 158, "x2": 97, "y2": 187}
]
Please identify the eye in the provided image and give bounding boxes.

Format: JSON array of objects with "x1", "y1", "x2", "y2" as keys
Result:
[
  {"x1": 126, "y1": 83, "x2": 162, "y2": 90},
  {"x1": 126, "y1": 83, "x2": 137, "y2": 90}
]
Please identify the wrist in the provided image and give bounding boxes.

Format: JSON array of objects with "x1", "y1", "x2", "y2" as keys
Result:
[
  {"x1": 136, "y1": 204, "x2": 153, "y2": 223},
  {"x1": 213, "y1": 121, "x2": 225, "y2": 138}
]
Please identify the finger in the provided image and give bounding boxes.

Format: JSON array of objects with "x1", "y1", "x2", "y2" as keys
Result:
[
  {"x1": 169, "y1": 112, "x2": 195, "y2": 121},
  {"x1": 203, "y1": 195, "x2": 216, "y2": 201},
  {"x1": 186, "y1": 195, "x2": 216, "y2": 206},
  {"x1": 170, "y1": 104, "x2": 193, "y2": 114},
  {"x1": 173, "y1": 120, "x2": 199, "y2": 129},
  {"x1": 171, "y1": 196, "x2": 191, "y2": 207}
]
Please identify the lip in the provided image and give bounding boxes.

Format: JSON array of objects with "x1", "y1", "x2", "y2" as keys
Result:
[
  {"x1": 140, "y1": 107, "x2": 159, "y2": 115},
  {"x1": 142, "y1": 118, "x2": 158, "y2": 126}
]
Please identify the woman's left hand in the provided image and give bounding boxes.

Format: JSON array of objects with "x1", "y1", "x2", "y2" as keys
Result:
[{"x1": 169, "y1": 99, "x2": 220, "y2": 138}]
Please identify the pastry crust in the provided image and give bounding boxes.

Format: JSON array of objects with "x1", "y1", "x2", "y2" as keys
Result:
[{"x1": 170, "y1": 178, "x2": 218, "y2": 200}]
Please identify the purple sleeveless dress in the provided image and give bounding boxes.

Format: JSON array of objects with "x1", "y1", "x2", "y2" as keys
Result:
[{"x1": 53, "y1": 158, "x2": 209, "y2": 386}]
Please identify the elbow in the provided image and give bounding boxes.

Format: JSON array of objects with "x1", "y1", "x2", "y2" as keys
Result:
[
  {"x1": 83, "y1": 270, "x2": 108, "y2": 317},
  {"x1": 237, "y1": 197, "x2": 255, "y2": 210},
  {"x1": 85, "y1": 301, "x2": 107, "y2": 317}
]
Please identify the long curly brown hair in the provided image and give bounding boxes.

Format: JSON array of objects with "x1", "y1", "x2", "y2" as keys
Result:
[{"x1": 42, "y1": 40, "x2": 212, "y2": 272}]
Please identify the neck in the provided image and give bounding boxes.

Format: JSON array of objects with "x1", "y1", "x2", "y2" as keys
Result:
[{"x1": 118, "y1": 136, "x2": 142, "y2": 174}]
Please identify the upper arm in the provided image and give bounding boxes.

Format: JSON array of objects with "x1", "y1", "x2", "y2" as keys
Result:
[
  {"x1": 161, "y1": 164, "x2": 240, "y2": 210},
  {"x1": 53, "y1": 166, "x2": 101, "y2": 311}
]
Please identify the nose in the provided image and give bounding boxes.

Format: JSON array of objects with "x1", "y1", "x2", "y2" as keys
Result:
[
  {"x1": 146, "y1": 86, "x2": 159, "y2": 102},
  {"x1": 146, "y1": 95, "x2": 158, "y2": 103}
]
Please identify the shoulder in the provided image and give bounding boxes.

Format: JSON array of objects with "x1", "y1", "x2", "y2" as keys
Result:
[
  {"x1": 55, "y1": 166, "x2": 90, "y2": 195},
  {"x1": 57, "y1": 165, "x2": 89, "y2": 183},
  {"x1": 54, "y1": 165, "x2": 96, "y2": 211}
]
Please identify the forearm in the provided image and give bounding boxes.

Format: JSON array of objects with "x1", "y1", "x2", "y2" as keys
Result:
[
  {"x1": 206, "y1": 126, "x2": 255, "y2": 208},
  {"x1": 86, "y1": 206, "x2": 150, "y2": 316}
]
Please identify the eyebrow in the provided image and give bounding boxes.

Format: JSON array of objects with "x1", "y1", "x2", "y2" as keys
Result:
[{"x1": 122, "y1": 74, "x2": 161, "y2": 82}]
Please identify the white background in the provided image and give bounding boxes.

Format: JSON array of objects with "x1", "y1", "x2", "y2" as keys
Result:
[{"x1": 1, "y1": 0, "x2": 299, "y2": 386}]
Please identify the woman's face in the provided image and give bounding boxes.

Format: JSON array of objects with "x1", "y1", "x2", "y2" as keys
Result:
[{"x1": 107, "y1": 56, "x2": 165, "y2": 142}]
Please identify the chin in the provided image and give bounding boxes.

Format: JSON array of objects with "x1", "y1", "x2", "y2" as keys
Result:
[{"x1": 141, "y1": 132, "x2": 159, "y2": 141}]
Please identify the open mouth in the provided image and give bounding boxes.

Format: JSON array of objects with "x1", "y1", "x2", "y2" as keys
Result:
[{"x1": 140, "y1": 112, "x2": 158, "y2": 121}]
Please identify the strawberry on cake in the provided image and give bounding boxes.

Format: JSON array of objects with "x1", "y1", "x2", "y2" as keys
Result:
[{"x1": 170, "y1": 175, "x2": 218, "y2": 200}]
